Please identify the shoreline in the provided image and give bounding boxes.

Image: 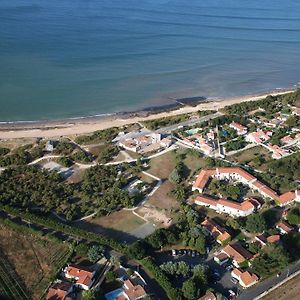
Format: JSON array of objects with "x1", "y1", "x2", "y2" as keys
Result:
[{"x1": 0, "y1": 87, "x2": 296, "y2": 140}]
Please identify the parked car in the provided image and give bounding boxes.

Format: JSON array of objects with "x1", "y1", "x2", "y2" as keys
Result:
[
  {"x1": 226, "y1": 264, "x2": 233, "y2": 271},
  {"x1": 228, "y1": 289, "x2": 236, "y2": 299},
  {"x1": 230, "y1": 277, "x2": 238, "y2": 284},
  {"x1": 171, "y1": 249, "x2": 177, "y2": 256}
]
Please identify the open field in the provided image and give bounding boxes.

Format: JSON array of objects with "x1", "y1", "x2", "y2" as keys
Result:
[
  {"x1": 77, "y1": 209, "x2": 146, "y2": 242},
  {"x1": 148, "y1": 151, "x2": 176, "y2": 179},
  {"x1": 228, "y1": 145, "x2": 272, "y2": 171},
  {"x1": 262, "y1": 273, "x2": 300, "y2": 300},
  {"x1": 0, "y1": 224, "x2": 70, "y2": 300}
]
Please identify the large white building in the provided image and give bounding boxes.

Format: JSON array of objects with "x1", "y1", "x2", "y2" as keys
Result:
[{"x1": 195, "y1": 195, "x2": 255, "y2": 217}]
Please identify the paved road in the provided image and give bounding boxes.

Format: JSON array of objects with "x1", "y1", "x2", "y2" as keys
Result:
[
  {"x1": 156, "y1": 112, "x2": 223, "y2": 134},
  {"x1": 240, "y1": 261, "x2": 300, "y2": 300}
]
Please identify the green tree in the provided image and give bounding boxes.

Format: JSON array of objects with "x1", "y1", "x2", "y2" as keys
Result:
[
  {"x1": 88, "y1": 244, "x2": 105, "y2": 263},
  {"x1": 82, "y1": 288, "x2": 103, "y2": 300},
  {"x1": 287, "y1": 208, "x2": 300, "y2": 225},
  {"x1": 192, "y1": 264, "x2": 208, "y2": 285},
  {"x1": 252, "y1": 244, "x2": 289, "y2": 277},
  {"x1": 245, "y1": 213, "x2": 266, "y2": 233},
  {"x1": 128, "y1": 240, "x2": 147, "y2": 259},
  {"x1": 182, "y1": 278, "x2": 200, "y2": 300}
]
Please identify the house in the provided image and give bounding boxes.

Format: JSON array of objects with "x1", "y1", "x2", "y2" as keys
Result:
[
  {"x1": 198, "y1": 292, "x2": 217, "y2": 300},
  {"x1": 245, "y1": 130, "x2": 270, "y2": 144},
  {"x1": 45, "y1": 140, "x2": 57, "y2": 152},
  {"x1": 220, "y1": 243, "x2": 253, "y2": 267},
  {"x1": 278, "y1": 190, "x2": 300, "y2": 206},
  {"x1": 46, "y1": 281, "x2": 73, "y2": 300},
  {"x1": 214, "y1": 252, "x2": 230, "y2": 266},
  {"x1": 201, "y1": 218, "x2": 231, "y2": 244},
  {"x1": 64, "y1": 264, "x2": 95, "y2": 290},
  {"x1": 231, "y1": 269, "x2": 258, "y2": 289},
  {"x1": 266, "y1": 144, "x2": 289, "y2": 160},
  {"x1": 229, "y1": 122, "x2": 248, "y2": 135},
  {"x1": 195, "y1": 195, "x2": 256, "y2": 217},
  {"x1": 254, "y1": 234, "x2": 280, "y2": 247},
  {"x1": 105, "y1": 278, "x2": 147, "y2": 300},
  {"x1": 276, "y1": 221, "x2": 294, "y2": 235}
]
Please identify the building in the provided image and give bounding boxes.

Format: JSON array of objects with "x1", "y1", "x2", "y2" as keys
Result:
[
  {"x1": 278, "y1": 190, "x2": 300, "y2": 206},
  {"x1": 64, "y1": 264, "x2": 95, "y2": 290},
  {"x1": 254, "y1": 234, "x2": 280, "y2": 247},
  {"x1": 45, "y1": 140, "x2": 57, "y2": 152},
  {"x1": 201, "y1": 218, "x2": 231, "y2": 244},
  {"x1": 245, "y1": 130, "x2": 270, "y2": 144},
  {"x1": 229, "y1": 122, "x2": 248, "y2": 135},
  {"x1": 105, "y1": 278, "x2": 147, "y2": 300},
  {"x1": 276, "y1": 221, "x2": 294, "y2": 235},
  {"x1": 195, "y1": 195, "x2": 255, "y2": 217},
  {"x1": 265, "y1": 144, "x2": 289, "y2": 160},
  {"x1": 214, "y1": 252, "x2": 230, "y2": 266},
  {"x1": 231, "y1": 269, "x2": 259, "y2": 289},
  {"x1": 118, "y1": 133, "x2": 163, "y2": 153},
  {"x1": 46, "y1": 281, "x2": 73, "y2": 300},
  {"x1": 219, "y1": 243, "x2": 253, "y2": 268}
]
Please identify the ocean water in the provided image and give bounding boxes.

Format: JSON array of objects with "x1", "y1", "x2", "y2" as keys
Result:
[{"x1": 0, "y1": 0, "x2": 300, "y2": 121}]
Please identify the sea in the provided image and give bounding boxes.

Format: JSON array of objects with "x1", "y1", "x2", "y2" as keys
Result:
[{"x1": 0, "y1": 0, "x2": 300, "y2": 122}]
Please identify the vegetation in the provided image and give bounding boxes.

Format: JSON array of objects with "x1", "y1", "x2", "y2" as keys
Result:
[
  {"x1": 252, "y1": 244, "x2": 289, "y2": 278},
  {"x1": 74, "y1": 128, "x2": 119, "y2": 145},
  {"x1": 286, "y1": 208, "x2": 300, "y2": 225},
  {"x1": 245, "y1": 213, "x2": 267, "y2": 233},
  {"x1": 225, "y1": 136, "x2": 247, "y2": 152},
  {"x1": 88, "y1": 245, "x2": 105, "y2": 263}
]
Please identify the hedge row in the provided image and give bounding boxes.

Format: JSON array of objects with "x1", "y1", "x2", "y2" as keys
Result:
[
  {"x1": 140, "y1": 257, "x2": 182, "y2": 300},
  {"x1": 1, "y1": 206, "x2": 125, "y2": 253}
]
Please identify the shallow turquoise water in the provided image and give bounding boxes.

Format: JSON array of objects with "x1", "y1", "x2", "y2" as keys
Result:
[{"x1": 0, "y1": 0, "x2": 300, "y2": 121}]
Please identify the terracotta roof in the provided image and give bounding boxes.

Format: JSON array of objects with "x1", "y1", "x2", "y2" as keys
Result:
[
  {"x1": 232, "y1": 269, "x2": 258, "y2": 287},
  {"x1": 222, "y1": 243, "x2": 253, "y2": 264},
  {"x1": 65, "y1": 265, "x2": 94, "y2": 287},
  {"x1": 279, "y1": 191, "x2": 296, "y2": 204},
  {"x1": 230, "y1": 122, "x2": 247, "y2": 132},
  {"x1": 46, "y1": 282, "x2": 72, "y2": 300},
  {"x1": 198, "y1": 292, "x2": 217, "y2": 300},
  {"x1": 277, "y1": 221, "x2": 293, "y2": 233},
  {"x1": 266, "y1": 235, "x2": 280, "y2": 243},
  {"x1": 193, "y1": 169, "x2": 216, "y2": 190},
  {"x1": 123, "y1": 279, "x2": 147, "y2": 300},
  {"x1": 218, "y1": 198, "x2": 255, "y2": 211},
  {"x1": 195, "y1": 195, "x2": 218, "y2": 206},
  {"x1": 201, "y1": 219, "x2": 231, "y2": 242}
]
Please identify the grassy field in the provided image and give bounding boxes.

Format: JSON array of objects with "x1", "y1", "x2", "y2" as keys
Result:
[
  {"x1": 78, "y1": 210, "x2": 146, "y2": 242},
  {"x1": 0, "y1": 224, "x2": 71, "y2": 300},
  {"x1": 262, "y1": 273, "x2": 300, "y2": 300},
  {"x1": 228, "y1": 146, "x2": 272, "y2": 171},
  {"x1": 148, "y1": 151, "x2": 177, "y2": 179}
]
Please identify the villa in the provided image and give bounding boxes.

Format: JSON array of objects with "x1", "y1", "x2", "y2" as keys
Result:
[
  {"x1": 231, "y1": 269, "x2": 259, "y2": 289},
  {"x1": 229, "y1": 122, "x2": 248, "y2": 135},
  {"x1": 201, "y1": 218, "x2": 231, "y2": 244},
  {"x1": 64, "y1": 264, "x2": 95, "y2": 290},
  {"x1": 265, "y1": 144, "x2": 290, "y2": 159},
  {"x1": 245, "y1": 130, "x2": 271, "y2": 144},
  {"x1": 46, "y1": 281, "x2": 73, "y2": 300},
  {"x1": 218, "y1": 242, "x2": 253, "y2": 268},
  {"x1": 276, "y1": 221, "x2": 294, "y2": 235},
  {"x1": 254, "y1": 234, "x2": 280, "y2": 247}
]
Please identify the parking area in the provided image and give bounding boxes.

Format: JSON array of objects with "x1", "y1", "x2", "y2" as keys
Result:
[{"x1": 155, "y1": 250, "x2": 243, "y2": 299}]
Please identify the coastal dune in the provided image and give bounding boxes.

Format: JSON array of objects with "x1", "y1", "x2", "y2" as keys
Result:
[{"x1": 0, "y1": 90, "x2": 294, "y2": 140}]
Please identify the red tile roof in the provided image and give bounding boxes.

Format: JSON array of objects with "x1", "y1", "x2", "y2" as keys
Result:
[
  {"x1": 46, "y1": 282, "x2": 72, "y2": 300},
  {"x1": 223, "y1": 243, "x2": 253, "y2": 264},
  {"x1": 198, "y1": 292, "x2": 217, "y2": 300},
  {"x1": 65, "y1": 265, "x2": 94, "y2": 287},
  {"x1": 277, "y1": 221, "x2": 293, "y2": 233}
]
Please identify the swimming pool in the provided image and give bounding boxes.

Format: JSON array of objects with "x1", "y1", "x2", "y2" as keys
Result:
[{"x1": 105, "y1": 288, "x2": 124, "y2": 300}]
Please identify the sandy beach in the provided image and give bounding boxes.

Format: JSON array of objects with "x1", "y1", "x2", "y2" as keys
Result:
[{"x1": 0, "y1": 89, "x2": 295, "y2": 140}]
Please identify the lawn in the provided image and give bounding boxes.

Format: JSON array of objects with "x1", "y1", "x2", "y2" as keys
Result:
[
  {"x1": 0, "y1": 224, "x2": 71, "y2": 300},
  {"x1": 78, "y1": 210, "x2": 146, "y2": 242}
]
